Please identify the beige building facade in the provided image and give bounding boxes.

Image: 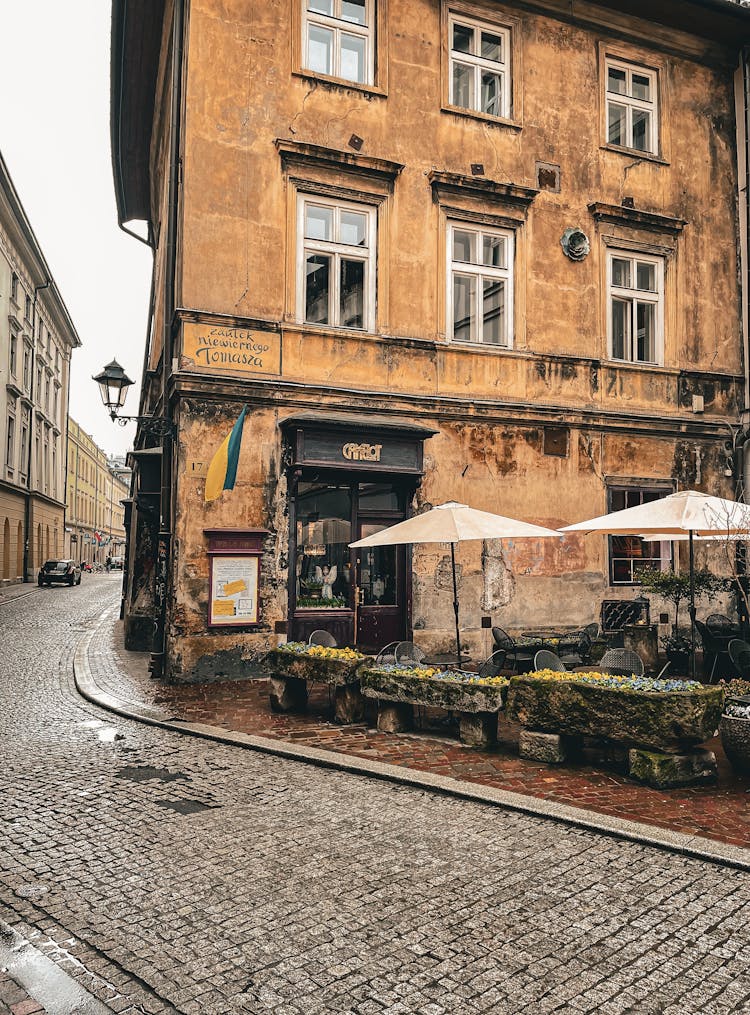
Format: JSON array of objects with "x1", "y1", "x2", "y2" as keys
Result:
[
  {"x1": 65, "y1": 419, "x2": 129, "y2": 564},
  {"x1": 112, "y1": 0, "x2": 750, "y2": 680},
  {"x1": 0, "y1": 151, "x2": 80, "y2": 584}
]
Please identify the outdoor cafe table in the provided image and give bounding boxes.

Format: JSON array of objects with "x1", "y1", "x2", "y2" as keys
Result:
[{"x1": 514, "y1": 633, "x2": 582, "y2": 655}]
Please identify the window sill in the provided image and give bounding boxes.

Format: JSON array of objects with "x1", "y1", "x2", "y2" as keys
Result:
[
  {"x1": 293, "y1": 68, "x2": 386, "y2": 99},
  {"x1": 602, "y1": 358, "x2": 673, "y2": 374},
  {"x1": 447, "y1": 339, "x2": 515, "y2": 355},
  {"x1": 441, "y1": 104, "x2": 521, "y2": 132},
  {"x1": 600, "y1": 143, "x2": 669, "y2": 166},
  {"x1": 287, "y1": 321, "x2": 378, "y2": 341}
]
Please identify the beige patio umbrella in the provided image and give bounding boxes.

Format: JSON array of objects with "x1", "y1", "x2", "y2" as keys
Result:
[
  {"x1": 350, "y1": 501, "x2": 561, "y2": 667},
  {"x1": 560, "y1": 490, "x2": 750, "y2": 677}
]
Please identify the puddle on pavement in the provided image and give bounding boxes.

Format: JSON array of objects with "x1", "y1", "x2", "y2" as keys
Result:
[
  {"x1": 154, "y1": 798, "x2": 217, "y2": 815},
  {"x1": 16, "y1": 883, "x2": 50, "y2": 900},
  {"x1": 96, "y1": 727, "x2": 124, "y2": 743},
  {"x1": 114, "y1": 765, "x2": 189, "y2": 783},
  {"x1": 79, "y1": 720, "x2": 106, "y2": 729}
]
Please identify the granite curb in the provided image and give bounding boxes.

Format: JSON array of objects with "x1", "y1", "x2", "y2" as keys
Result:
[{"x1": 74, "y1": 617, "x2": 750, "y2": 873}]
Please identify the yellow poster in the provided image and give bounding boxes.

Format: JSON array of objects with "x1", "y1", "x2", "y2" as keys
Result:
[{"x1": 209, "y1": 555, "x2": 260, "y2": 626}]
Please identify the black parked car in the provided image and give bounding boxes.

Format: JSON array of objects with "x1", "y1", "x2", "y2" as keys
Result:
[{"x1": 38, "y1": 559, "x2": 82, "y2": 587}]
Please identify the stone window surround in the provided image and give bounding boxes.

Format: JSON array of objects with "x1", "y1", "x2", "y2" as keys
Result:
[
  {"x1": 598, "y1": 41, "x2": 670, "y2": 165},
  {"x1": 278, "y1": 139, "x2": 403, "y2": 336},
  {"x1": 293, "y1": 0, "x2": 389, "y2": 96},
  {"x1": 441, "y1": 0, "x2": 522, "y2": 130}
]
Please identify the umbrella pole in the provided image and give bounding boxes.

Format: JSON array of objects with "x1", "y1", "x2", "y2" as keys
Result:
[
  {"x1": 689, "y1": 530, "x2": 696, "y2": 681},
  {"x1": 450, "y1": 542, "x2": 462, "y2": 668}
]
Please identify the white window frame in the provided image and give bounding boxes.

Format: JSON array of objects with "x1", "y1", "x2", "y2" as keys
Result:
[
  {"x1": 302, "y1": 0, "x2": 374, "y2": 86},
  {"x1": 448, "y1": 12, "x2": 511, "y2": 120},
  {"x1": 606, "y1": 249, "x2": 664, "y2": 366},
  {"x1": 296, "y1": 193, "x2": 377, "y2": 332},
  {"x1": 605, "y1": 57, "x2": 658, "y2": 155},
  {"x1": 447, "y1": 221, "x2": 514, "y2": 348}
]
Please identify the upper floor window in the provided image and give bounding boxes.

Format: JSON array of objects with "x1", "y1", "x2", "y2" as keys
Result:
[
  {"x1": 297, "y1": 195, "x2": 376, "y2": 331},
  {"x1": 303, "y1": 0, "x2": 373, "y2": 85},
  {"x1": 6, "y1": 415, "x2": 15, "y2": 470},
  {"x1": 10, "y1": 273, "x2": 18, "y2": 302},
  {"x1": 448, "y1": 222, "x2": 513, "y2": 347},
  {"x1": 23, "y1": 348, "x2": 30, "y2": 390},
  {"x1": 449, "y1": 14, "x2": 510, "y2": 120},
  {"x1": 9, "y1": 334, "x2": 17, "y2": 377},
  {"x1": 605, "y1": 58, "x2": 657, "y2": 155},
  {"x1": 24, "y1": 294, "x2": 32, "y2": 322},
  {"x1": 607, "y1": 250, "x2": 663, "y2": 365}
]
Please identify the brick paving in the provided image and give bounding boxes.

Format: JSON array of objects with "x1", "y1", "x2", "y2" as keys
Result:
[
  {"x1": 4, "y1": 576, "x2": 750, "y2": 1012},
  {"x1": 93, "y1": 617, "x2": 750, "y2": 852},
  {"x1": 0, "y1": 973, "x2": 45, "y2": 1015}
]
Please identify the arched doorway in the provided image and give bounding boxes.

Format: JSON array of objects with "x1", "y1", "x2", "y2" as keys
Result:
[
  {"x1": 37, "y1": 524, "x2": 42, "y2": 568},
  {"x1": 16, "y1": 522, "x2": 22, "y2": 578},
  {"x1": 3, "y1": 519, "x2": 9, "y2": 579},
  {"x1": 45, "y1": 525, "x2": 50, "y2": 560}
]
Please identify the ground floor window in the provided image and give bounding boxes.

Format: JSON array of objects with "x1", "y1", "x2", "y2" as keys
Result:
[
  {"x1": 295, "y1": 482, "x2": 353, "y2": 608},
  {"x1": 608, "y1": 485, "x2": 671, "y2": 585}
]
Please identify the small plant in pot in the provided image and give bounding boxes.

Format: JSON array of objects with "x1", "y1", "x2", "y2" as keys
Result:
[{"x1": 660, "y1": 632, "x2": 691, "y2": 675}]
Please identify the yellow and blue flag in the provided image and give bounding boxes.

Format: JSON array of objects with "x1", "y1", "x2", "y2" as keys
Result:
[{"x1": 204, "y1": 404, "x2": 249, "y2": 503}]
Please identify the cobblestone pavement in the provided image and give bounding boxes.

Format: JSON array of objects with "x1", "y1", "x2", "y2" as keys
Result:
[
  {"x1": 92, "y1": 613, "x2": 750, "y2": 851},
  {"x1": 3, "y1": 577, "x2": 750, "y2": 1013}
]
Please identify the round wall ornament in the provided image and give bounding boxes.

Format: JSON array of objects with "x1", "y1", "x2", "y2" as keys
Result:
[{"x1": 561, "y1": 227, "x2": 590, "y2": 261}]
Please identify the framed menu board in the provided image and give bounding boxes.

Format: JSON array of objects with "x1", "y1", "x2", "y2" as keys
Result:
[{"x1": 204, "y1": 528, "x2": 268, "y2": 628}]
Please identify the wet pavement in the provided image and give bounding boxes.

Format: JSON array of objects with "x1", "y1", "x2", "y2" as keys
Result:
[
  {"x1": 94, "y1": 612, "x2": 750, "y2": 853},
  {"x1": 2, "y1": 576, "x2": 750, "y2": 1013}
]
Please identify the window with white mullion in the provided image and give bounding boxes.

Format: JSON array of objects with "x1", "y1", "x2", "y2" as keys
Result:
[
  {"x1": 608, "y1": 252, "x2": 662, "y2": 365},
  {"x1": 606, "y1": 58, "x2": 657, "y2": 154},
  {"x1": 300, "y1": 196, "x2": 375, "y2": 331},
  {"x1": 449, "y1": 15, "x2": 509, "y2": 119},
  {"x1": 304, "y1": 0, "x2": 372, "y2": 85},
  {"x1": 449, "y1": 223, "x2": 513, "y2": 347}
]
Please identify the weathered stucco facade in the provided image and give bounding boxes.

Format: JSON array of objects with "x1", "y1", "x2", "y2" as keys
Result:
[{"x1": 112, "y1": 0, "x2": 750, "y2": 680}]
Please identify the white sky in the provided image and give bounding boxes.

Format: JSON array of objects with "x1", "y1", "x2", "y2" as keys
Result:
[{"x1": 0, "y1": 1, "x2": 153, "y2": 457}]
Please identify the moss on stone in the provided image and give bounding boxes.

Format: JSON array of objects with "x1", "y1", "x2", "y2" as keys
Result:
[
  {"x1": 360, "y1": 668, "x2": 506, "y2": 713},
  {"x1": 506, "y1": 675, "x2": 722, "y2": 751},
  {"x1": 266, "y1": 648, "x2": 369, "y2": 686}
]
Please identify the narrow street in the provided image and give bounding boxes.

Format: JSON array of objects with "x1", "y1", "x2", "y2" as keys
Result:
[{"x1": 1, "y1": 575, "x2": 750, "y2": 1014}]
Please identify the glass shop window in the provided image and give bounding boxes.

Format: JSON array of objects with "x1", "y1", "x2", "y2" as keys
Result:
[
  {"x1": 358, "y1": 524, "x2": 397, "y2": 606},
  {"x1": 358, "y1": 482, "x2": 401, "y2": 511},
  {"x1": 296, "y1": 482, "x2": 352, "y2": 608}
]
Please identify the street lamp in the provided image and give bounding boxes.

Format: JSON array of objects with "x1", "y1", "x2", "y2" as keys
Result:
[{"x1": 93, "y1": 359, "x2": 176, "y2": 439}]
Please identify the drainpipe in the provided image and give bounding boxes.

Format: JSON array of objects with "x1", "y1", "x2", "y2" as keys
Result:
[{"x1": 150, "y1": 0, "x2": 184, "y2": 679}]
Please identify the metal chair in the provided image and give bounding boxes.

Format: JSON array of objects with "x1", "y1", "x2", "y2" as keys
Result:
[
  {"x1": 599, "y1": 648, "x2": 645, "y2": 677},
  {"x1": 308, "y1": 630, "x2": 337, "y2": 647},
  {"x1": 584, "y1": 622, "x2": 601, "y2": 640},
  {"x1": 560, "y1": 631, "x2": 591, "y2": 668},
  {"x1": 394, "y1": 641, "x2": 426, "y2": 666},
  {"x1": 492, "y1": 626, "x2": 534, "y2": 673},
  {"x1": 707, "y1": 613, "x2": 734, "y2": 636},
  {"x1": 696, "y1": 619, "x2": 731, "y2": 683},
  {"x1": 729, "y1": 638, "x2": 750, "y2": 679},
  {"x1": 533, "y1": 649, "x2": 567, "y2": 672},
  {"x1": 477, "y1": 649, "x2": 507, "y2": 679},
  {"x1": 375, "y1": 641, "x2": 399, "y2": 666}
]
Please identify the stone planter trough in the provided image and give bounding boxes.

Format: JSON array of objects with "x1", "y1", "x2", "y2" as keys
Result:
[
  {"x1": 265, "y1": 647, "x2": 370, "y2": 723},
  {"x1": 360, "y1": 667, "x2": 508, "y2": 747},
  {"x1": 507, "y1": 673, "x2": 723, "y2": 787}
]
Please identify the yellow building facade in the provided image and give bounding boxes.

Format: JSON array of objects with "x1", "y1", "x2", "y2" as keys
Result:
[
  {"x1": 112, "y1": 0, "x2": 750, "y2": 679},
  {"x1": 66, "y1": 419, "x2": 129, "y2": 564}
]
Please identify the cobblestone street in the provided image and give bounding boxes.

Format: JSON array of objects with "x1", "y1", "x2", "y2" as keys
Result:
[{"x1": 1, "y1": 575, "x2": 750, "y2": 1013}]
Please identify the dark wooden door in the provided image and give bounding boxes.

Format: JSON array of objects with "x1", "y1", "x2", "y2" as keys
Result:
[{"x1": 354, "y1": 520, "x2": 407, "y2": 652}]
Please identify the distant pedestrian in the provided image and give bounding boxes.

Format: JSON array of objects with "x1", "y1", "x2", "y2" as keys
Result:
[{"x1": 106, "y1": 556, "x2": 111, "y2": 573}]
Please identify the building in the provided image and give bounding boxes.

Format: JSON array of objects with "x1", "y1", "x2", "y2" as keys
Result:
[
  {"x1": 0, "y1": 151, "x2": 80, "y2": 584},
  {"x1": 65, "y1": 418, "x2": 130, "y2": 563},
  {"x1": 111, "y1": 0, "x2": 750, "y2": 680}
]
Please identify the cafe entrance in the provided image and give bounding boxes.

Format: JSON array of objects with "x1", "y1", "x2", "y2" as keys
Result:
[{"x1": 281, "y1": 414, "x2": 437, "y2": 651}]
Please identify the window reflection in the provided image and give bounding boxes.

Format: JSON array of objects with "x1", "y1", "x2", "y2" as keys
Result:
[{"x1": 296, "y1": 483, "x2": 352, "y2": 608}]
